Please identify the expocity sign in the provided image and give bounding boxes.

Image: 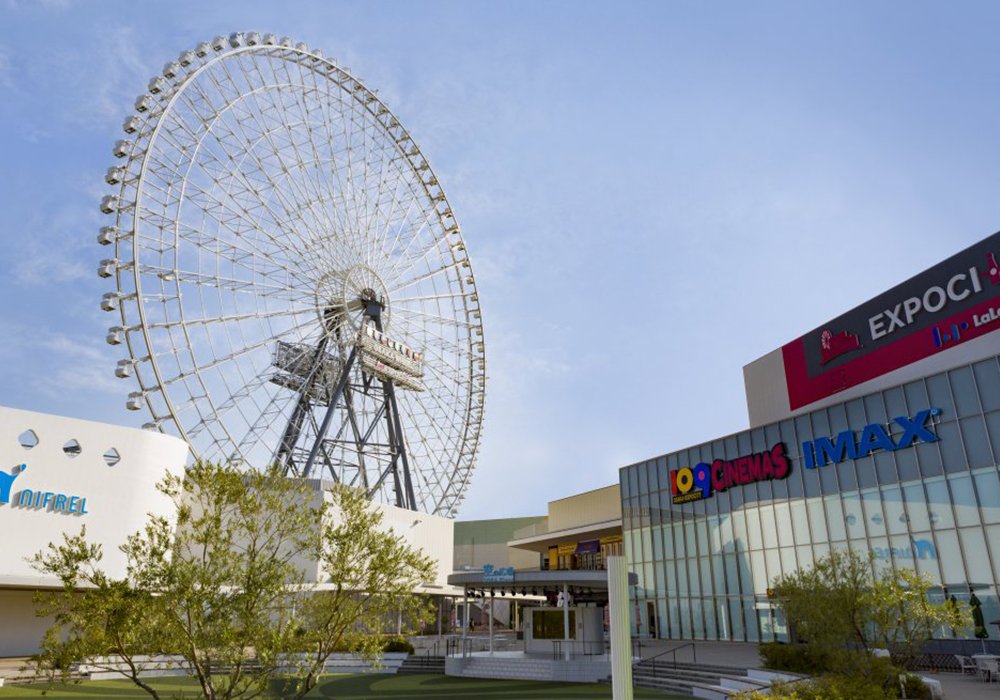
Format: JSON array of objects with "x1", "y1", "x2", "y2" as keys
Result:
[
  {"x1": 0, "y1": 463, "x2": 91, "y2": 515},
  {"x1": 781, "y1": 231, "x2": 1000, "y2": 410}
]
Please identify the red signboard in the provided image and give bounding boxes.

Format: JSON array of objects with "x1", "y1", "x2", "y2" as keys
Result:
[{"x1": 782, "y1": 232, "x2": 1000, "y2": 410}]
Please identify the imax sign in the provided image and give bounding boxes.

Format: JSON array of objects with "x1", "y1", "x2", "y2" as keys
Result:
[{"x1": 802, "y1": 408, "x2": 941, "y2": 469}]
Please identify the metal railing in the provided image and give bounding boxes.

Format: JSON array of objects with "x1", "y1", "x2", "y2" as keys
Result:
[
  {"x1": 639, "y1": 641, "x2": 697, "y2": 673},
  {"x1": 448, "y1": 633, "x2": 520, "y2": 657},
  {"x1": 550, "y1": 639, "x2": 608, "y2": 660}
]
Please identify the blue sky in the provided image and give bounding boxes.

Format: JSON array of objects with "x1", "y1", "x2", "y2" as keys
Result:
[{"x1": 1, "y1": 0, "x2": 999, "y2": 519}]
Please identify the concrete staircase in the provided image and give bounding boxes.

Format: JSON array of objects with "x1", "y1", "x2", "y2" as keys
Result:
[
  {"x1": 446, "y1": 653, "x2": 611, "y2": 682},
  {"x1": 397, "y1": 655, "x2": 445, "y2": 674},
  {"x1": 630, "y1": 659, "x2": 753, "y2": 696}
]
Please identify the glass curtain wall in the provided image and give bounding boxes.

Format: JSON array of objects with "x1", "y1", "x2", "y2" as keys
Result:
[{"x1": 621, "y1": 356, "x2": 1000, "y2": 642}]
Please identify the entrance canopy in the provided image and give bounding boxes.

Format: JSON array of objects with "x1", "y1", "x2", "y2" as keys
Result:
[{"x1": 447, "y1": 569, "x2": 638, "y2": 599}]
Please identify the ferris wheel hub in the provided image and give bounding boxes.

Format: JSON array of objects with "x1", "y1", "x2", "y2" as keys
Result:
[{"x1": 314, "y1": 263, "x2": 390, "y2": 338}]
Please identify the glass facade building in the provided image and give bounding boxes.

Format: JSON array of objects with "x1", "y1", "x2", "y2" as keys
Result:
[{"x1": 620, "y1": 354, "x2": 1000, "y2": 642}]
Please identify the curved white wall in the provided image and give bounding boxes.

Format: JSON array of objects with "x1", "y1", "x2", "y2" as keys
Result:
[{"x1": 0, "y1": 406, "x2": 189, "y2": 589}]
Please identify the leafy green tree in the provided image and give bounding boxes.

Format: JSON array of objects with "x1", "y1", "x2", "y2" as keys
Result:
[
  {"x1": 32, "y1": 463, "x2": 434, "y2": 700},
  {"x1": 289, "y1": 483, "x2": 434, "y2": 695},
  {"x1": 772, "y1": 549, "x2": 970, "y2": 675},
  {"x1": 867, "y1": 566, "x2": 968, "y2": 669},
  {"x1": 773, "y1": 549, "x2": 873, "y2": 653}
]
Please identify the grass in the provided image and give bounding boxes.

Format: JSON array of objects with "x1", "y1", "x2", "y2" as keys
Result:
[{"x1": 0, "y1": 673, "x2": 685, "y2": 699}]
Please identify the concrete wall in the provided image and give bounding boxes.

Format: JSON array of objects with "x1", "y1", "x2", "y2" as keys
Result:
[
  {"x1": 548, "y1": 485, "x2": 621, "y2": 531},
  {"x1": 454, "y1": 517, "x2": 546, "y2": 571},
  {"x1": 372, "y1": 497, "x2": 455, "y2": 590},
  {"x1": 0, "y1": 589, "x2": 52, "y2": 658}
]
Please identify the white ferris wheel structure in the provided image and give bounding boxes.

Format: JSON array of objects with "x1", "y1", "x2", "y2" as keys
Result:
[{"x1": 97, "y1": 32, "x2": 486, "y2": 516}]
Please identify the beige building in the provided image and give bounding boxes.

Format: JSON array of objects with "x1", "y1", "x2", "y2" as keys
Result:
[{"x1": 507, "y1": 485, "x2": 623, "y2": 572}]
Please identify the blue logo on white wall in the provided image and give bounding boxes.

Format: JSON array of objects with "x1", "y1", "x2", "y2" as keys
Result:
[
  {"x1": 0, "y1": 464, "x2": 25, "y2": 505},
  {"x1": 0, "y1": 463, "x2": 90, "y2": 515}
]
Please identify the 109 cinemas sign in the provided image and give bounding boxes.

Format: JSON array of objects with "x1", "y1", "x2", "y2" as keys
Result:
[{"x1": 668, "y1": 408, "x2": 941, "y2": 505}]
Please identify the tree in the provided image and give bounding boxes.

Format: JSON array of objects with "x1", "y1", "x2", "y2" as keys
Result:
[
  {"x1": 773, "y1": 549, "x2": 874, "y2": 654},
  {"x1": 772, "y1": 549, "x2": 970, "y2": 674},
  {"x1": 32, "y1": 462, "x2": 434, "y2": 700},
  {"x1": 289, "y1": 483, "x2": 434, "y2": 695},
  {"x1": 867, "y1": 566, "x2": 968, "y2": 669}
]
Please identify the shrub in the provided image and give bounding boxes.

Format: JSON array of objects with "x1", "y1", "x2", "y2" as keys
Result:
[
  {"x1": 381, "y1": 637, "x2": 415, "y2": 654},
  {"x1": 737, "y1": 675, "x2": 895, "y2": 700},
  {"x1": 759, "y1": 642, "x2": 831, "y2": 674},
  {"x1": 899, "y1": 674, "x2": 932, "y2": 700}
]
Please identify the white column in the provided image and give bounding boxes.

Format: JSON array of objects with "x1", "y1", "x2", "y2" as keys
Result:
[
  {"x1": 562, "y1": 582, "x2": 570, "y2": 661},
  {"x1": 488, "y1": 590, "x2": 494, "y2": 655},
  {"x1": 608, "y1": 556, "x2": 633, "y2": 700},
  {"x1": 462, "y1": 587, "x2": 468, "y2": 657}
]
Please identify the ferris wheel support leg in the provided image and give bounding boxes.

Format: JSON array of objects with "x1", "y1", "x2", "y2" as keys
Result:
[
  {"x1": 342, "y1": 384, "x2": 370, "y2": 489},
  {"x1": 380, "y1": 380, "x2": 406, "y2": 508},
  {"x1": 276, "y1": 394, "x2": 311, "y2": 474},
  {"x1": 302, "y1": 347, "x2": 358, "y2": 479},
  {"x1": 384, "y1": 379, "x2": 417, "y2": 510},
  {"x1": 365, "y1": 451, "x2": 401, "y2": 498},
  {"x1": 276, "y1": 336, "x2": 331, "y2": 474}
]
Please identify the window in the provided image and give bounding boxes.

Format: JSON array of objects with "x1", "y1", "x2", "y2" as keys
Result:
[
  {"x1": 961, "y1": 416, "x2": 993, "y2": 468},
  {"x1": 950, "y1": 367, "x2": 981, "y2": 418},
  {"x1": 973, "y1": 359, "x2": 1000, "y2": 412},
  {"x1": 975, "y1": 470, "x2": 1000, "y2": 524},
  {"x1": 532, "y1": 610, "x2": 575, "y2": 639}
]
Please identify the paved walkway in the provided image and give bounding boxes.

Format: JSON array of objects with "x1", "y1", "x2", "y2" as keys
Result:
[{"x1": 925, "y1": 672, "x2": 1000, "y2": 700}]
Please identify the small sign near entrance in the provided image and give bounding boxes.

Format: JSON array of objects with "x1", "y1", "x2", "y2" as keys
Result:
[{"x1": 482, "y1": 564, "x2": 514, "y2": 583}]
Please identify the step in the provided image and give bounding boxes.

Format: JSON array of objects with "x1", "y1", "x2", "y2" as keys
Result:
[
  {"x1": 634, "y1": 676, "x2": 697, "y2": 695},
  {"x1": 633, "y1": 668, "x2": 736, "y2": 685},
  {"x1": 637, "y1": 660, "x2": 749, "y2": 675},
  {"x1": 691, "y1": 683, "x2": 739, "y2": 700},
  {"x1": 396, "y1": 655, "x2": 446, "y2": 674}
]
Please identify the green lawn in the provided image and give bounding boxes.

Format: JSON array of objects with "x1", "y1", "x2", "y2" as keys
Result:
[{"x1": 0, "y1": 674, "x2": 684, "y2": 699}]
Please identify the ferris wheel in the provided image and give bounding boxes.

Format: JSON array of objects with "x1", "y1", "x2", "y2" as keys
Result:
[{"x1": 96, "y1": 32, "x2": 486, "y2": 516}]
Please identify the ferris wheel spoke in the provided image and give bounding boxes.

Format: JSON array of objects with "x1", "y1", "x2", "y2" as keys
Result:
[
  {"x1": 199, "y1": 66, "x2": 344, "y2": 277},
  {"x1": 391, "y1": 304, "x2": 476, "y2": 330},
  {"x1": 137, "y1": 264, "x2": 307, "y2": 303},
  {"x1": 146, "y1": 304, "x2": 314, "y2": 331},
  {"x1": 386, "y1": 260, "x2": 463, "y2": 296},
  {"x1": 178, "y1": 122, "x2": 342, "y2": 280},
  {"x1": 176, "y1": 172, "x2": 312, "y2": 267}
]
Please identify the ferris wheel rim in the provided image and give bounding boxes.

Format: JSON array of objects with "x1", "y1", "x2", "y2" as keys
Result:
[{"x1": 101, "y1": 33, "x2": 486, "y2": 515}]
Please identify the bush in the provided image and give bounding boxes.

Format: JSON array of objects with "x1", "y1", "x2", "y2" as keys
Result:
[
  {"x1": 899, "y1": 674, "x2": 932, "y2": 700},
  {"x1": 746, "y1": 651, "x2": 929, "y2": 700},
  {"x1": 737, "y1": 675, "x2": 895, "y2": 700},
  {"x1": 760, "y1": 642, "x2": 831, "y2": 674},
  {"x1": 381, "y1": 637, "x2": 415, "y2": 654}
]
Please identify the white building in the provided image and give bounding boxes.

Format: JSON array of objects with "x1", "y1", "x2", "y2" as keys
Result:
[{"x1": 0, "y1": 405, "x2": 456, "y2": 657}]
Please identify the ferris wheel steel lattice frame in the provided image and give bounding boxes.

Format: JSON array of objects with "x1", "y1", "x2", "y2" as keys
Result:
[{"x1": 97, "y1": 32, "x2": 486, "y2": 516}]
